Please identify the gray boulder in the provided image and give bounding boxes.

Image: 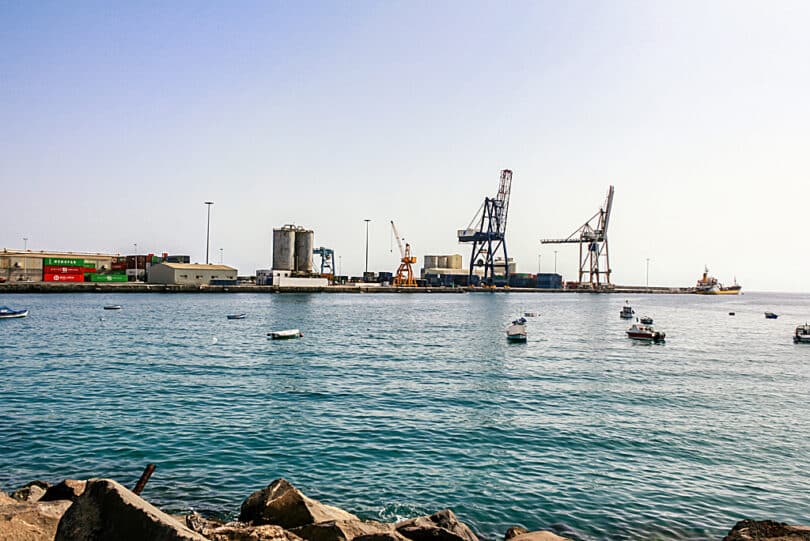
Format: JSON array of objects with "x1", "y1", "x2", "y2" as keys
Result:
[
  {"x1": 207, "y1": 523, "x2": 307, "y2": 541},
  {"x1": 396, "y1": 510, "x2": 479, "y2": 541},
  {"x1": 292, "y1": 519, "x2": 394, "y2": 541},
  {"x1": 10, "y1": 481, "x2": 51, "y2": 503},
  {"x1": 723, "y1": 520, "x2": 810, "y2": 541},
  {"x1": 0, "y1": 496, "x2": 72, "y2": 541},
  {"x1": 40, "y1": 479, "x2": 87, "y2": 502},
  {"x1": 54, "y1": 478, "x2": 207, "y2": 540},
  {"x1": 240, "y1": 479, "x2": 358, "y2": 528},
  {"x1": 504, "y1": 530, "x2": 571, "y2": 541}
]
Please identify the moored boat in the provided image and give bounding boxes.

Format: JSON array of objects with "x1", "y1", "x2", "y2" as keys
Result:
[
  {"x1": 268, "y1": 329, "x2": 303, "y2": 340},
  {"x1": 639, "y1": 316, "x2": 654, "y2": 325},
  {"x1": 626, "y1": 322, "x2": 666, "y2": 342},
  {"x1": 103, "y1": 305, "x2": 123, "y2": 310},
  {"x1": 620, "y1": 301, "x2": 635, "y2": 319},
  {"x1": 793, "y1": 324, "x2": 810, "y2": 343},
  {"x1": 694, "y1": 266, "x2": 741, "y2": 295},
  {"x1": 226, "y1": 313, "x2": 246, "y2": 320},
  {"x1": 506, "y1": 317, "x2": 527, "y2": 342},
  {"x1": 765, "y1": 312, "x2": 778, "y2": 319},
  {"x1": 0, "y1": 306, "x2": 28, "y2": 319}
]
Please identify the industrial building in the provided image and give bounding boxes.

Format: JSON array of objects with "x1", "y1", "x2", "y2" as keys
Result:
[
  {"x1": 268, "y1": 224, "x2": 331, "y2": 287},
  {"x1": 147, "y1": 263, "x2": 237, "y2": 286}
]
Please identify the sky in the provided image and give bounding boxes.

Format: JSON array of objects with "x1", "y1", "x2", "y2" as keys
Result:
[{"x1": 2, "y1": 1, "x2": 809, "y2": 291}]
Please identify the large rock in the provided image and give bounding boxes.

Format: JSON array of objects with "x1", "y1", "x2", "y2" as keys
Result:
[
  {"x1": 0, "y1": 492, "x2": 15, "y2": 505},
  {"x1": 504, "y1": 530, "x2": 571, "y2": 541},
  {"x1": 354, "y1": 532, "x2": 412, "y2": 541},
  {"x1": 396, "y1": 510, "x2": 479, "y2": 541},
  {"x1": 240, "y1": 479, "x2": 358, "y2": 528},
  {"x1": 207, "y1": 523, "x2": 307, "y2": 541},
  {"x1": 10, "y1": 482, "x2": 50, "y2": 503},
  {"x1": 40, "y1": 480, "x2": 87, "y2": 502},
  {"x1": 723, "y1": 520, "x2": 810, "y2": 541},
  {"x1": 54, "y1": 478, "x2": 207, "y2": 540},
  {"x1": 0, "y1": 497, "x2": 72, "y2": 541},
  {"x1": 292, "y1": 519, "x2": 394, "y2": 541}
]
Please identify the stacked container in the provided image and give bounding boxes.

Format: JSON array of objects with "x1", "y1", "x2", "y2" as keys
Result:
[{"x1": 42, "y1": 257, "x2": 96, "y2": 282}]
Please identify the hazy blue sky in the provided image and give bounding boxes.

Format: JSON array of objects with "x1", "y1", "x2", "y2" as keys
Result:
[{"x1": 2, "y1": 1, "x2": 808, "y2": 291}]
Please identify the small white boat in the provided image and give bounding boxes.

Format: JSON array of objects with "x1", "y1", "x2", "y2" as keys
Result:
[
  {"x1": 0, "y1": 306, "x2": 28, "y2": 319},
  {"x1": 506, "y1": 317, "x2": 527, "y2": 342},
  {"x1": 268, "y1": 329, "x2": 304, "y2": 340},
  {"x1": 620, "y1": 301, "x2": 635, "y2": 319},
  {"x1": 226, "y1": 313, "x2": 246, "y2": 320},
  {"x1": 103, "y1": 305, "x2": 123, "y2": 310},
  {"x1": 627, "y1": 322, "x2": 665, "y2": 342},
  {"x1": 794, "y1": 324, "x2": 810, "y2": 344}
]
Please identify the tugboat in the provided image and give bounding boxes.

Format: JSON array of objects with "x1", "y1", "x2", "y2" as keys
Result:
[
  {"x1": 626, "y1": 322, "x2": 666, "y2": 342},
  {"x1": 620, "y1": 301, "x2": 635, "y2": 319},
  {"x1": 793, "y1": 324, "x2": 810, "y2": 344},
  {"x1": 506, "y1": 317, "x2": 528, "y2": 342},
  {"x1": 694, "y1": 266, "x2": 741, "y2": 295}
]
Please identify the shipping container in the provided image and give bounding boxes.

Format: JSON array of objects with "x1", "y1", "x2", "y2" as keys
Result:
[
  {"x1": 165, "y1": 255, "x2": 191, "y2": 264},
  {"x1": 89, "y1": 273, "x2": 128, "y2": 282},
  {"x1": 43, "y1": 257, "x2": 85, "y2": 267},
  {"x1": 43, "y1": 273, "x2": 85, "y2": 283},
  {"x1": 43, "y1": 265, "x2": 88, "y2": 274},
  {"x1": 210, "y1": 279, "x2": 238, "y2": 286},
  {"x1": 111, "y1": 262, "x2": 127, "y2": 271}
]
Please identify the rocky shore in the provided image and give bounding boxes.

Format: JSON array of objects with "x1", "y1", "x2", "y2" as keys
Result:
[{"x1": 1, "y1": 476, "x2": 807, "y2": 541}]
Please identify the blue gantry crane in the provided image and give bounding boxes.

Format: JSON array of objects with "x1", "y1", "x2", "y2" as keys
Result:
[
  {"x1": 313, "y1": 246, "x2": 335, "y2": 276},
  {"x1": 457, "y1": 169, "x2": 513, "y2": 287}
]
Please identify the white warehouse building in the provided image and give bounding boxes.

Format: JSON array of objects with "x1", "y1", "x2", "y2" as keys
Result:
[{"x1": 147, "y1": 263, "x2": 237, "y2": 285}]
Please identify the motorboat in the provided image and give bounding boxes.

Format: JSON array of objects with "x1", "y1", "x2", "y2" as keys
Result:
[
  {"x1": 226, "y1": 313, "x2": 246, "y2": 320},
  {"x1": 103, "y1": 305, "x2": 123, "y2": 310},
  {"x1": 793, "y1": 324, "x2": 810, "y2": 344},
  {"x1": 0, "y1": 306, "x2": 28, "y2": 319},
  {"x1": 506, "y1": 317, "x2": 527, "y2": 342},
  {"x1": 626, "y1": 322, "x2": 666, "y2": 342},
  {"x1": 620, "y1": 301, "x2": 635, "y2": 319},
  {"x1": 639, "y1": 316, "x2": 654, "y2": 325},
  {"x1": 268, "y1": 329, "x2": 304, "y2": 340},
  {"x1": 765, "y1": 312, "x2": 779, "y2": 319}
]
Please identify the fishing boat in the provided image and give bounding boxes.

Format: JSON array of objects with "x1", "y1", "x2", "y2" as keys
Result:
[
  {"x1": 268, "y1": 329, "x2": 303, "y2": 340},
  {"x1": 103, "y1": 305, "x2": 123, "y2": 310},
  {"x1": 765, "y1": 312, "x2": 779, "y2": 319},
  {"x1": 626, "y1": 322, "x2": 666, "y2": 342},
  {"x1": 639, "y1": 316, "x2": 654, "y2": 325},
  {"x1": 506, "y1": 317, "x2": 527, "y2": 342},
  {"x1": 620, "y1": 301, "x2": 635, "y2": 319},
  {"x1": 793, "y1": 324, "x2": 810, "y2": 344},
  {"x1": 694, "y1": 266, "x2": 741, "y2": 295},
  {"x1": 226, "y1": 313, "x2": 246, "y2": 320},
  {"x1": 0, "y1": 306, "x2": 28, "y2": 319}
]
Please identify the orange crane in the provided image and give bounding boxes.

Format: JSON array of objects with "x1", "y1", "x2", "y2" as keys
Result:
[{"x1": 390, "y1": 221, "x2": 417, "y2": 287}]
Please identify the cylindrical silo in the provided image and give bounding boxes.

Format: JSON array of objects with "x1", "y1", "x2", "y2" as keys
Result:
[
  {"x1": 437, "y1": 256, "x2": 449, "y2": 269},
  {"x1": 448, "y1": 254, "x2": 462, "y2": 269},
  {"x1": 294, "y1": 228, "x2": 314, "y2": 273},
  {"x1": 273, "y1": 227, "x2": 295, "y2": 271},
  {"x1": 424, "y1": 255, "x2": 439, "y2": 270}
]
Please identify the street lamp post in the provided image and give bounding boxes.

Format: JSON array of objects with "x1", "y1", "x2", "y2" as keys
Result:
[
  {"x1": 364, "y1": 219, "x2": 371, "y2": 274},
  {"x1": 646, "y1": 258, "x2": 650, "y2": 287},
  {"x1": 22, "y1": 237, "x2": 27, "y2": 279},
  {"x1": 554, "y1": 250, "x2": 558, "y2": 274},
  {"x1": 339, "y1": 256, "x2": 342, "y2": 276},
  {"x1": 134, "y1": 243, "x2": 138, "y2": 282},
  {"x1": 219, "y1": 248, "x2": 224, "y2": 264},
  {"x1": 204, "y1": 201, "x2": 214, "y2": 264},
  {"x1": 538, "y1": 254, "x2": 541, "y2": 273}
]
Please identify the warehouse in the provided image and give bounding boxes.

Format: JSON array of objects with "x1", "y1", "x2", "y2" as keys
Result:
[{"x1": 147, "y1": 263, "x2": 237, "y2": 286}]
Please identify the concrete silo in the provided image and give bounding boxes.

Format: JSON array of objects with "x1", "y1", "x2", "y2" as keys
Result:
[
  {"x1": 272, "y1": 226, "x2": 296, "y2": 271},
  {"x1": 294, "y1": 228, "x2": 314, "y2": 273}
]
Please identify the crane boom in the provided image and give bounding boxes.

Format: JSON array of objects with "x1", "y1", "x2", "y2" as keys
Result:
[{"x1": 390, "y1": 221, "x2": 406, "y2": 258}]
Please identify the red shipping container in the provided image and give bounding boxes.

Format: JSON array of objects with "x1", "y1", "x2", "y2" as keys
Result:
[
  {"x1": 44, "y1": 273, "x2": 85, "y2": 283},
  {"x1": 111, "y1": 262, "x2": 127, "y2": 270},
  {"x1": 43, "y1": 265, "x2": 85, "y2": 274}
]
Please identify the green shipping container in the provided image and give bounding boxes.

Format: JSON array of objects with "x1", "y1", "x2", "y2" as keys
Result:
[
  {"x1": 43, "y1": 257, "x2": 85, "y2": 267},
  {"x1": 90, "y1": 274, "x2": 128, "y2": 282},
  {"x1": 110, "y1": 270, "x2": 126, "y2": 275}
]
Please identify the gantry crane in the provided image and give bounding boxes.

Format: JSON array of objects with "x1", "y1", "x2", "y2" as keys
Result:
[
  {"x1": 313, "y1": 246, "x2": 335, "y2": 277},
  {"x1": 540, "y1": 185, "x2": 615, "y2": 287},
  {"x1": 457, "y1": 169, "x2": 513, "y2": 286},
  {"x1": 390, "y1": 221, "x2": 417, "y2": 287}
]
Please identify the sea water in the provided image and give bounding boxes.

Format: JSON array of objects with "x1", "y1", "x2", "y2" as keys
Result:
[{"x1": 1, "y1": 292, "x2": 809, "y2": 540}]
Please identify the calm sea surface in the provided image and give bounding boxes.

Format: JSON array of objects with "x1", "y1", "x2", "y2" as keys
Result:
[{"x1": 1, "y1": 292, "x2": 809, "y2": 540}]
